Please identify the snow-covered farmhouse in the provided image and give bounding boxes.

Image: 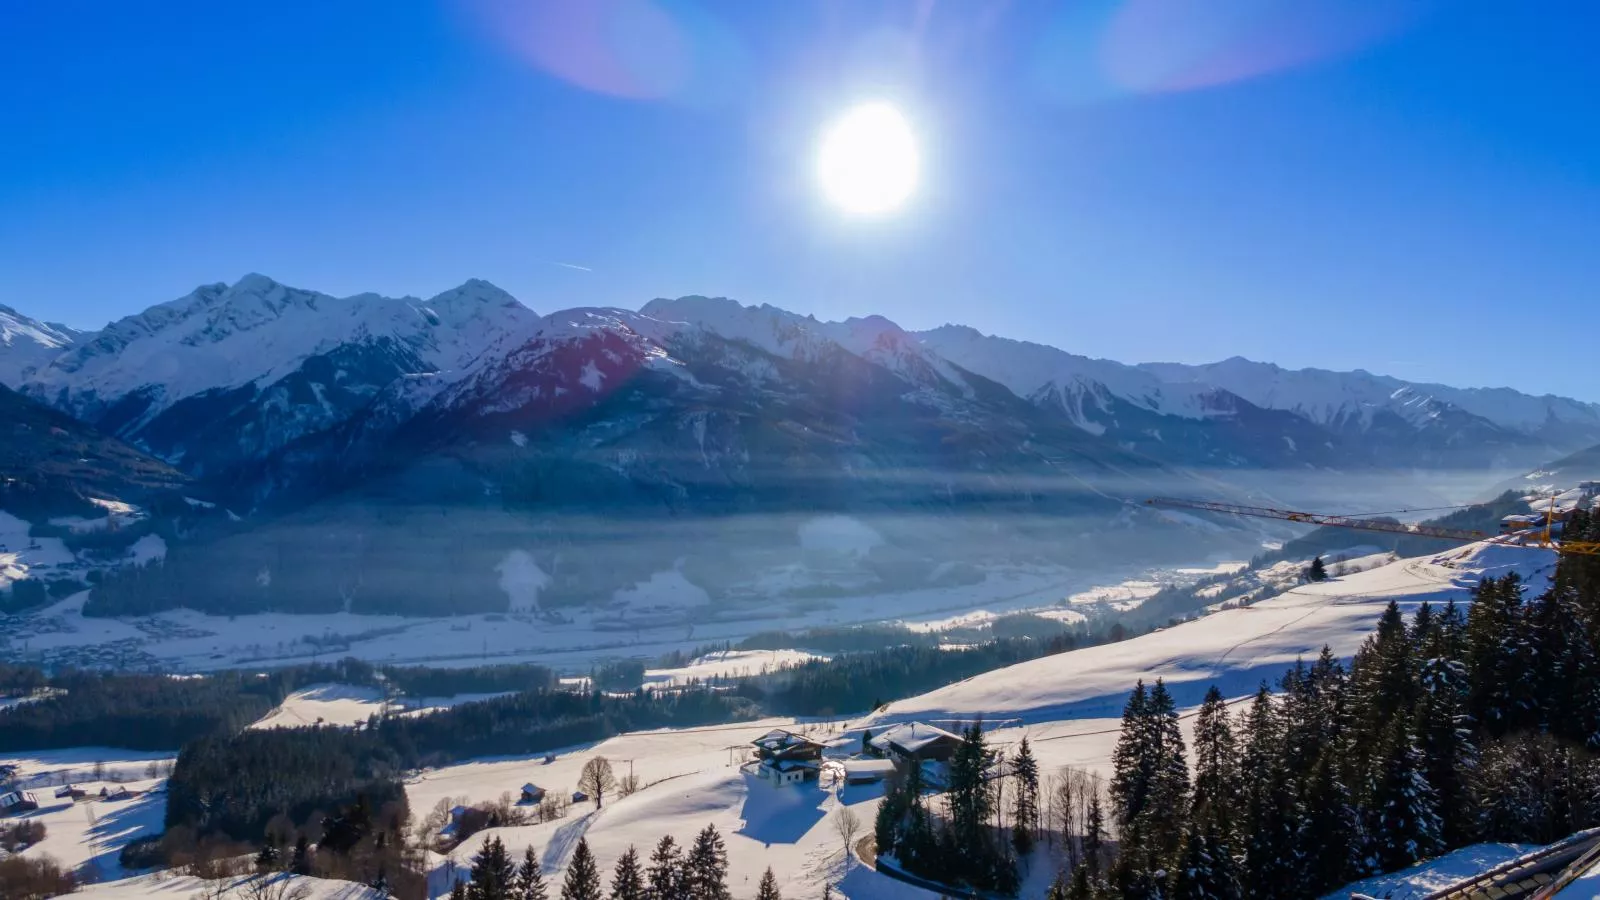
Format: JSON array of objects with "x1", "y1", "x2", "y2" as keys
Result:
[
  {"x1": 750, "y1": 728, "x2": 826, "y2": 787},
  {"x1": 840, "y1": 758, "x2": 898, "y2": 786},
  {"x1": 520, "y1": 783, "x2": 546, "y2": 805},
  {"x1": 868, "y1": 722, "x2": 966, "y2": 765},
  {"x1": 0, "y1": 790, "x2": 39, "y2": 815}
]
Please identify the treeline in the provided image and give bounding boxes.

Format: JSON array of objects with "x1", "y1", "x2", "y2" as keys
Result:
[
  {"x1": 0, "y1": 658, "x2": 556, "y2": 752},
  {"x1": 451, "y1": 825, "x2": 747, "y2": 900},
  {"x1": 384, "y1": 662, "x2": 556, "y2": 697},
  {"x1": 1050, "y1": 509, "x2": 1600, "y2": 899},
  {"x1": 0, "y1": 670, "x2": 285, "y2": 752},
  {"x1": 164, "y1": 686, "x2": 755, "y2": 842}
]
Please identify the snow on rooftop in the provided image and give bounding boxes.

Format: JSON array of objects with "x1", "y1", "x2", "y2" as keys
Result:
[{"x1": 869, "y1": 721, "x2": 963, "y2": 754}]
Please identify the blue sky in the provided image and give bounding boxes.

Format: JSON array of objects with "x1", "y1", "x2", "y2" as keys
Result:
[{"x1": 3, "y1": 0, "x2": 1596, "y2": 399}]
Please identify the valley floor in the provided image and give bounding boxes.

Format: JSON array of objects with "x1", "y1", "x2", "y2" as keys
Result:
[{"x1": 5, "y1": 559, "x2": 1245, "y2": 675}]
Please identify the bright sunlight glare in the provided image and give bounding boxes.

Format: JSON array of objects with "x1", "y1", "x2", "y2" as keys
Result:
[{"x1": 816, "y1": 102, "x2": 920, "y2": 216}]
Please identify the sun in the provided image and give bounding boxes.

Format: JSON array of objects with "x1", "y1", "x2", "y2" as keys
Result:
[{"x1": 816, "y1": 102, "x2": 920, "y2": 216}]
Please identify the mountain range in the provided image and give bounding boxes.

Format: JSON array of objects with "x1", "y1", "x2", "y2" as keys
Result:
[{"x1": 5, "y1": 275, "x2": 1597, "y2": 618}]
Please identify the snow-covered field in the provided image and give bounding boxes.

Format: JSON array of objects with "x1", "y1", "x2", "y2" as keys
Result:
[
  {"x1": 73, "y1": 871, "x2": 382, "y2": 900},
  {"x1": 7, "y1": 556, "x2": 1246, "y2": 675},
  {"x1": 409, "y1": 718, "x2": 909, "y2": 900},
  {"x1": 248, "y1": 684, "x2": 517, "y2": 730},
  {"x1": 644, "y1": 650, "x2": 827, "y2": 686},
  {"x1": 2, "y1": 776, "x2": 168, "y2": 883},
  {"x1": 869, "y1": 542, "x2": 1555, "y2": 725}
]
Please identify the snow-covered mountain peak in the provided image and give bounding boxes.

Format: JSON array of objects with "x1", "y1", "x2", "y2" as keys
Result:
[
  {"x1": 22, "y1": 275, "x2": 543, "y2": 427},
  {"x1": 422, "y1": 279, "x2": 531, "y2": 319},
  {"x1": 638, "y1": 295, "x2": 827, "y2": 361},
  {"x1": 1136, "y1": 356, "x2": 1600, "y2": 446},
  {"x1": 917, "y1": 323, "x2": 1214, "y2": 423},
  {"x1": 0, "y1": 302, "x2": 85, "y2": 385}
]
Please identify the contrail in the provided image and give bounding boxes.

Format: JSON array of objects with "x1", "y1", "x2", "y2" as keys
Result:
[{"x1": 552, "y1": 261, "x2": 593, "y2": 272}]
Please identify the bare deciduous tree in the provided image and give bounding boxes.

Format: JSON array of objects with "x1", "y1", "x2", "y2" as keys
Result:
[
  {"x1": 619, "y1": 773, "x2": 641, "y2": 798},
  {"x1": 578, "y1": 757, "x2": 618, "y2": 809},
  {"x1": 834, "y1": 806, "x2": 861, "y2": 857}
]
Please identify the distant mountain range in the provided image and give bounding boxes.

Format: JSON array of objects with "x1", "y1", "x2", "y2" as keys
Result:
[{"x1": 4, "y1": 275, "x2": 1597, "y2": 617}]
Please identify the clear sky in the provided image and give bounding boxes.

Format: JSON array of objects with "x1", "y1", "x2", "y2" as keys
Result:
[{"x1": 2, "y1": 0, "x2": 1596, "y2": 399}]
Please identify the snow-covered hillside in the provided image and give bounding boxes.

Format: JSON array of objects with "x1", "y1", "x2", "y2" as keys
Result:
[{"x1": 869, "y1": 541, "x2": 1557, "y2": 724}]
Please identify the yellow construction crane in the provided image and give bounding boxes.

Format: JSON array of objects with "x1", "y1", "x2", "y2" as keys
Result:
[{"x1": 1145, "y1": 497, "x2": 1600, "y2": 558}]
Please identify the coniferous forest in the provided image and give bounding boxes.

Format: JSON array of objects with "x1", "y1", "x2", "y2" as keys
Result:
[{"x1": 1046, "y1": 508, "x2": 1600, "y2": 899}]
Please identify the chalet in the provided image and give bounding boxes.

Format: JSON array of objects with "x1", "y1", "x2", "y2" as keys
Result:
[
  {"x1": 520, "y1": 783, "x2": 546, "y2": 805},
  {"x1": 868, "y1": 723, "x2": 966, "y2": 765},
  {"x1": 54, "y1": 785, "x2": 88, "y2": 801},
  {"x1": 840, "y1": 759, "x2": 897, "y2": 786},
  {"x1": 571, "y1": 791, "x2": 588, "y2": 804},
  {"x1": 750, "y1": 728, "x2": 826, "y2": 787},
  {"x1": 1502, "y1": 514, "x2": 1543, "y2": 534},
  {"x1": 0, "y1": 791, "x2": 38, "y2": 815}
]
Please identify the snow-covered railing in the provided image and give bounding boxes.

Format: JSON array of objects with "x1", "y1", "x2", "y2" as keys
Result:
[{"x1": 1356, "y1": 827, "x2": 1600, "y2": 900}]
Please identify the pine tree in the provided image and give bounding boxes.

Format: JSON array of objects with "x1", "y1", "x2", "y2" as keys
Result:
[
  {"x1": 1144, "y1": 679, "x2": 1192, "y2": 865},
  {"x1": 1465, "y1": 574, "x2": 1531, "y2": 733},
  {"x1": 452, "y1": 881, "x2": 470, "y2": 900},
  {"x1": 518, "y1": 845, "x2": 550, "y2": 900},
  {"x1": 560, "y1": 838, "x2": 603, "y2": 900},
  {"x1": 645, "y1": 836, "x2": 682, "y2": 900},
  {"x1": 1083, "y1": 792, "x2": 1107, "y2": 878},
  {"x1": 945, "y1": 720, "x2": 1003, "y2": 886},
  {"x1": 255, "y1": 837, "x2": 280, "y2": 873},
  {"x1": 1111, "y1": 680, "x2": 1153, "y2": 843},
  {"x1": 1371, "y1": 719, "x2": 1442, "y2": 872},
  {"x1": 1308, "y1": 556, "x2": 1328, "y2": 582},
  {"x1": 1011, "y1": 736, "x2": 1040, "y2": 857},
  {"x1": 755, "y1": 867, "x2": 781, "y2": 900},
  {"x1": 874, "y1": 772, "x2": 903, "y2": 856},
  {"x1": 1350, "y1": 601, "x2": 1419, "y2": 744},
  {"x1": 1172, "y1": 821, "x2": 1242, "y2": 900},
  {"x1": 1066, "y1": 863, "x2": 1095, "y2": 900},
  {"x1": 471, "y1": 836, "x2": 519, "y2": 900},
  {"x1": 608, "y1": 846, "x2": 644, "y2": 900},
  {"x1": 1415, "y1": 645, "x2": 1478, "y2": 847},
  {"x1": 1191, "y1": 686, "x2": 1241, "y2": 843},
  {"x1": 1239, "y1": 683, "x2": 1302, "y2": 899},
  {"x1": 1302, "y1": 753, "x2": 1363, "y2": 894},
  {"x1": 684, "y1": 825, "x2": 730, "y2": 900},
  {"x1": 291, "y1": 834, "x2": 312, "y2": 876}
]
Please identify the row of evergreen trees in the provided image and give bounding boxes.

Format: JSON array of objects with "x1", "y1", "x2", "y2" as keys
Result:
[
  {"x1": 452, "y1": 826, "x2": 774, "y2": 900},
  {"x1": 1054, "y1": 509, "x2": 1600, "y2": 899}
]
